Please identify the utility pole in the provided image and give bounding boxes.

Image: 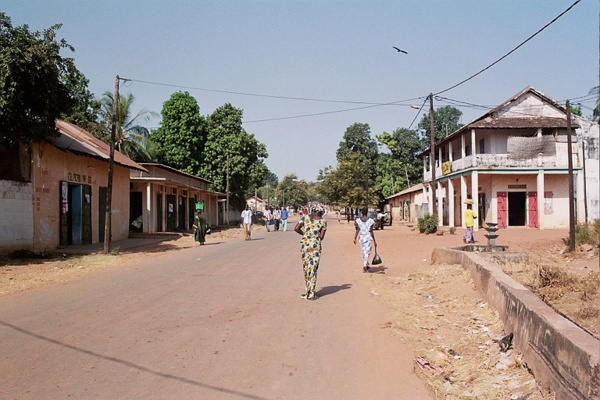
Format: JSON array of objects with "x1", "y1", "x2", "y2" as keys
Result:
[
  {"x1": 582, "y1": 141, "x2": 588, "y2": 223},
  {"x1": 103, "y1": 75, "x2": 120, "y2": 254},
  {"x1": 429, "y1": 93, "x2": 437, "y2": 216},
  {"x1": 226, "y1": 154, "x2": 230, "y2": 226},
  {"x1": 566, "y1": 100, "x2": 575, "y2": 252}
]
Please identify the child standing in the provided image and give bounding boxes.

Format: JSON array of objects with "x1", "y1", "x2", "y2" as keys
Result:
[{"x1": 463, "y1": 202, "x2": 477, "y2": 243}]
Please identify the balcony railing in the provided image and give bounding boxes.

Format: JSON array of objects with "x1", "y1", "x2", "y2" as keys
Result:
[{"x1": 423, "y1": 153, "x2": 577, "y2": 181}]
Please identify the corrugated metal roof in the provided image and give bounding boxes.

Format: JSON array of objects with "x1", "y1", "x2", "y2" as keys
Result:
[
  {"x1": 52, "y1": 120, "x2": 146, "y2": 172},
  {"x1": 385, "y1": 183, "x2": 424, "y2": 199},
  {"x1": 137, "y1": 163, "x2": 213, "y2": 184},
  {"x1": 470, "y1": 116, "x2": 579, "y2": 129}
]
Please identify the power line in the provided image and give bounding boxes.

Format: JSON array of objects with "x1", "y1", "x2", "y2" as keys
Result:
[
  {"x1": 434, "y1": 0, "x2": 582, "y2": 96},
  {"x1": 244, "y1": 98, "x2": 426, "y2": 124},
  {"x1": 124, "y1": 77, "x2": 417, "y2": 107}
]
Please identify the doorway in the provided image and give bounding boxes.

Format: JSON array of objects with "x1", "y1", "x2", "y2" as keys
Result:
[
  {"x1": 130, "y1": 192, "x2": 143, "y2": 232},
  {"x1": 166, "y1": 194, "x2": 176, "y2": 231},
  {"x1": 508, "y1": 192, "x2": 526, "y2": 226},
  {"x1": 60, "y1": 181, "x2": 92, "y2": 246}
]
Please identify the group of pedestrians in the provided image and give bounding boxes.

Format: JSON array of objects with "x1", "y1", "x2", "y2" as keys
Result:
[
  {"x1": 294, "y1": 205, "x2": 379, "y2": 301},
  {"x1": 231, "y1": 201, "x2": 477, "y2": 303},
  {"x1": 263, "y1": 206, "x2": 290, "y2": 232},
  {"x1": 240, "y1": 202, "x2": 379, "y2": 302},
  {"x1": 240, "y1": 205, "x2": 292, "y2": 241}
]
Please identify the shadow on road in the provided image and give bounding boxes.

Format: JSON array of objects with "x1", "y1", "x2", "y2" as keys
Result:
[
  {"x1": 316, "y1": 283, "x2": 352, "y2": 298},
  {"x1": 0, "y1": 320, "x2": 270, "y2": 400}
]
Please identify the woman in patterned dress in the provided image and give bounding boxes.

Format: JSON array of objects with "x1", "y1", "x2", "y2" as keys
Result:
[
  {"x1": 353, "y1": 207, "x2": 377, "y2": 272},
  {"x1": 294, "y1": 204, "x2": 327, "y2": 300}
]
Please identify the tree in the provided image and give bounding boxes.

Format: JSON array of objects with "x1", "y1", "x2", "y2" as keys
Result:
[
  {"x1": 316, "y1": 155, "x2": 370, "y2": 208},
  {"x1": 377, "y1": 127, "x2": 426, "y2": 191},
  {"x1": 334, "y1": 123, "x2": 378, "y2": 208},
  {"x1": 336, "y1": 122, "x2": 378, "y2": 164},
  {"x1": 61, "y1": 71, "x2": 103, "y2": 135},
  {"x1": 418, "y1": 105, "x2": 463, "y2": 143},
  {"x1": 374, "y1": 153, "x2": 405, "y2": 200},
  {"x1": 255, "y1": 170, "x2": 278, "y2": 205},
  {"x1": 200, "y1": 103, "x2": 269, "y2": 210},
  {"x1": 99, "y1": 91, "x2": 159, "y2": 162},
  {"x1": 569, "y1": 104, "x2": 582, "y2": 117},
  {"x1": 276, "y1": 174, "x2": 309, "y2": 209},
  {"x1": 0, "y1": 13, "x2": 85, "y2": 145},
  {"x1": 151, "y1": 91, "x2": 206, "y2": 173}
]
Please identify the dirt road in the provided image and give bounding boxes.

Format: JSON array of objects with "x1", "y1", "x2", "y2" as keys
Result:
[{"x1": 0, "y1": 217, "x2": 431, "y2": 399}]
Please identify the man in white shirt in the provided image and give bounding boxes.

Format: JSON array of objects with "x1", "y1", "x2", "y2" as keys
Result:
[{"x1": 241, "y1": 205, "x2": 253, "y2": 240}]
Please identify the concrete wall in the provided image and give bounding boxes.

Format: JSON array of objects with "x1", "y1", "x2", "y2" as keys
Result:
[
  {"x1": 432, "y1": 248, "x2": 599, "y2": 400},
  {"x1": 0, "y1": 180, "x2": 33, "y2": 252}
]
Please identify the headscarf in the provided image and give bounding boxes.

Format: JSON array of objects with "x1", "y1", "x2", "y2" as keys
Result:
[{"x1": 311, "y1": 204, "x2": 326, "y2": 215}]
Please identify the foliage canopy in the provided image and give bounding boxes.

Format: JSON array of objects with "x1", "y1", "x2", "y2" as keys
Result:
[{"x1": 0, "y1": 13, "x2": 87, "y2": 145}]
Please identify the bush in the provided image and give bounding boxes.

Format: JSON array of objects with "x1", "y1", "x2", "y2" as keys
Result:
[
  {"x1": 418, "y1": 213, "x2": 438, "y2": 234},
  {"x1": 562, "y1": 220, "x2": 600, "y2": 247}
]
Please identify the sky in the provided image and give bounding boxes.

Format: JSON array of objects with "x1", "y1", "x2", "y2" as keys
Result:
[{"x1": 4, "y1": 0, "x2": 598, "y2": 182}]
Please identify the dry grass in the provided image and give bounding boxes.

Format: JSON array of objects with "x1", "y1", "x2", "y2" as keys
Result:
[
  {"x1": 363, "y1": 265, "x2": 554, "y2": 400},
  {"x1": 501, "y1": 261, "x2": 600, "y2": 338}
]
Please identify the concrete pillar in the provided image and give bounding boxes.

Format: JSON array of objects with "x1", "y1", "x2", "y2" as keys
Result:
[
  {"x1": 145, "y1": 182, "x2": 152, "y2": 233},
  {"x1": 437, "y1": 181, "x2": 443, "y2": 223},
  {"x1": 576, "y1": 171, "x2": 585, "y2": 223},
  {"x1": 537, "y1": 171, "x2": 545, "y2": 230},
  {"x1": 471, "y1": 129, "x2": 477, "y2": 163},
  {"x1": 471, "y1": 171, "x2": 479, "y2": 231},
  {"x1": 162, "y1": 189, "x2": 167, "y2": 232},
  {"x1": 461, "y1": 175, "x2": 467, "y2": 228},
  {"x1": 448, "y1": 178, "x2": 455, "y2": 227}
]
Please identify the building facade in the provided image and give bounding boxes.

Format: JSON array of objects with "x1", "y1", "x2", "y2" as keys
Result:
[
  {"x1": 421, "y1": 87, "x2": 599, "y2": 230},
  {"x1": 130, "y1": 164, "x2": 224, "y2": 232},
  {"x1": 0, "y1": 120, "x2": 145, "y2": 253}
]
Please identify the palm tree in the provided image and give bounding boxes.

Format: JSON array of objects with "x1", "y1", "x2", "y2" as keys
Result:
[{"x1": 100, "y1": 92, "x2": 159, "y2": 162}]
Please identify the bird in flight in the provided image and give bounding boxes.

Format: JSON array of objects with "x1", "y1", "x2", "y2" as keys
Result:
[{"x1": 393, "y1": 46, "x2": 407, "y2": 54}]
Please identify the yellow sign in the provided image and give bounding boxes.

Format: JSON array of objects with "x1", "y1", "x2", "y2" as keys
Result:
[{"x1": 441, "y1": 161, "x2": 452, "y2": 175}]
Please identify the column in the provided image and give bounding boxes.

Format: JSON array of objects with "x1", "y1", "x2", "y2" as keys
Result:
[
  {"x1": 448, "y1": 178, "x2": 455, "y2": 227},
  {"x1": 145, "y1": 182, "x2": 152, "y2": 233},
  {"x1": 437, "y1": 181, "x2": 443, "y2": 223},
  {"x1": 471, "y1": 128, "x2": 477, "y2": 166},
  {"x1": 471, "y1": 171, "x2": 479, "y2": 231},
  {"x1": 576, "y1": 171, "x2": 585, "y2": 224},
  {"x1": 537, "y1": 171, "x2": 545, "y2": 229},
  {"x1": 460, "y1": 175, "x2": 467, "y2": 228},
  {"x1": 162, "y1": 190, "x2": 167, "y2": 232}
]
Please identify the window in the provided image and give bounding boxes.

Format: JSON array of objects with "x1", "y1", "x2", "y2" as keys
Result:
[
  {"x1": 479, "y1": 138, "x2": 485, "y2": 154},
  {"x1": 0, "y1": 143, "x2": 31, "y2": 182}
]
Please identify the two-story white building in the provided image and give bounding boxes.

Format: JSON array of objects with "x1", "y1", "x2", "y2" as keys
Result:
[{"x1": 421, "y1": 86, "x2": 599, "y2": 230}]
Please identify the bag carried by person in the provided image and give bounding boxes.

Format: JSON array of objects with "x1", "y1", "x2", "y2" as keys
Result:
[{"x1": 372, "y1": 252, "x2": 382, "y2": 265}]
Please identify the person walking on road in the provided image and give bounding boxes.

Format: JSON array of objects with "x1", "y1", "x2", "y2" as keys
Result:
[
  {"x1": 281, "y1": 207, "x2": 289, "y2": 231},
  {"x1": 264, "y1": 207, "x2": 272, "y2": 232},
  {"x1": 273, "y1": 207, "x2": 281, "y2": 231},
  {"x1": 353, "y1": 207, "x2": 377, "y2": 272},
  {"x1": 463, "y1": 200, "x2": 477, "y2": 243},
  {"x1": 193, "y1": 210, "x2": 208, "y2": 245},
  {"x1": 241, "y1": 205, "x2": 253, "y2": 241},
  {"x1": 294, "y1": 204, "x2": 327, "y2": 300}
]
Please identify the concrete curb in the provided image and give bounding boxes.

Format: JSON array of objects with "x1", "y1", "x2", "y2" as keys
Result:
[{"x1": 431, "y1": 247, "x2": 599, "y2": 400}]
